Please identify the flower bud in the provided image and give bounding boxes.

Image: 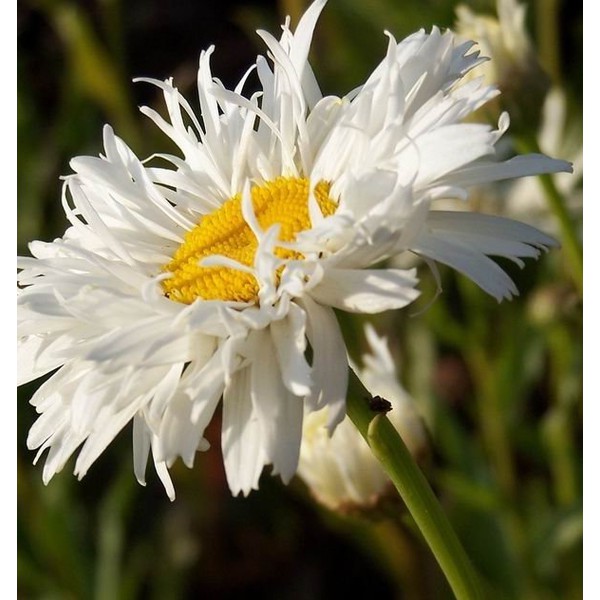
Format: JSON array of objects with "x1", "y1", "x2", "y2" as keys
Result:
[{"x1": 297, "y1": 325, "x2": 428, "y2": 513}]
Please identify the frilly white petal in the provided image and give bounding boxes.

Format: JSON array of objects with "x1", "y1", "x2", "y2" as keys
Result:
[
  {"x1": 310, "y1": 268, "x2": 420, "y2": 313},
  {"x1": 270, "y1": 304, "x2": 313, "y2": 396},
  {"x1": 412, "y1": 211, "x2": 556, "y2": 301},
  {"x1": 221, "y1": 368, "x2": 266, "y2": 496},
  {"x1": 299, "y1": 296, "x2": 348, "y2": 431},
  {"x1": 247, "y1": 330, "x2": 303, "y2": 484}
]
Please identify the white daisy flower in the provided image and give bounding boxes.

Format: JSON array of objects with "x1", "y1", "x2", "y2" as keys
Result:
[
  {"x1": 298, "y1": 324, "x2": 427, "y2": 512},
  {"x1": 455, "y1": 0, "x2": 535, "y2": 88},
  {"x1": 17, "y1": 0, "x2": 571, "y2": 499}
]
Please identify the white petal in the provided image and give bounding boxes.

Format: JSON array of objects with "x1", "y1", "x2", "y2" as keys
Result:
[
  {"x1": 155, "y1": 392, "x2": 210, "y2": 468},
  {"x1": 221, "y1": 368, "x2": 266, "y2": 496},
  {"x1": 288, "y1": 0, "x2": 326, "y2": 75},
  {"x1": 412, "y1": 232, "x2": 516, "y2": 301},
  {"x1": 269, "y1": 389, "x2": 303, "y2": 484},
  {"x1": 145, "y1": 363, "x2": 185, "y2": 425},
  {"x1": 84, "y1": 316, "x2": 189, "y2": 370},
  {"x1": 444, "y1": 154, "x2": 572, "y2": 188},
  {"x1": 298, "y1": 296, "x2": 347, "y2": 431},
  {"x1": 270, "y1": 303, "x2": 312, "y2": 396},
  {"x1": 406, "y1": 123, "x2": 495, "y2": 185},
  {"x1": 248, "y1": 330, "x2": 303, "y2": 483},
  {"x1": 18, "y1": 335, "x2": 68, "y2": 386},
  {"x1": 410, "y1": 211, "x2": 559, "y2": 300},
  {"x1": 73, "y1": 391, "x2": 149, "y2": 480},
  {"x1": 310, "y1": 268, "x2": 420, "y2": 313},
  {"x1": 287, "y1": 0, "x2": 326, "y2": 108},
  {"x1": 134, "y1": 410, "x2": 181, "y2": 500},
  {"x1": 426, "y1": 210, "x2": 557, "y2": 260},
  {"x1": 132, "y1": 413, "x2": 151, "y2": 486},
  {"x1": 154, "y1": 458, "x2": 176, "y2": 501}
]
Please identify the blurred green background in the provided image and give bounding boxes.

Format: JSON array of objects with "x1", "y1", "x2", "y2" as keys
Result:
[{"x1": 17, "y1": 0, "x2": 582, "y2": 598}]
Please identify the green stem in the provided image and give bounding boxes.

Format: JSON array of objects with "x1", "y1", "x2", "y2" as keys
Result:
[
  {"x1": 467, "y1": 345, "x2": 516, "y2": 499},
  {"x1": 347, "y1": 374, "x2": 484, "y2": 600},
  {"x1": 543, "y1": 324, "x2": 580, "y2": 507},
  {"x1": 535, "y1": 0, "x2": 561, "y2": 84},
  {"x1": 538, "y1": 172, "x2": 582, "y2": 293}
]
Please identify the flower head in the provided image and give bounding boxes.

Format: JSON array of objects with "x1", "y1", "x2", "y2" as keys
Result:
[
  {"x1": 298, "y1": 325, "x2": 427, "y2": 512},
  {"x1": 18, "y1": 0, "x2": 571, "y2": 499}
]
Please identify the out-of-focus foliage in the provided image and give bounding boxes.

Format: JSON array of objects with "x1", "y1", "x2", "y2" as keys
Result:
[{"x1": 18, "y1": 0, "x2": 582, "y2": 598}]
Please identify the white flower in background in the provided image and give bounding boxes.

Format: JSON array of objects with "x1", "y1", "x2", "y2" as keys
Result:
[
  {"x1": 454, "y1": 0, "x2": 580, "y2": 234},
  {"x1": 298, "y1": 325, "x2": 427, "y2": 511},
  {"x1": 454, "y1": 0, "x2": 535, "y2": 88},
  {"x1": 17, "y1": 0, "x2": 570, "y2": 499},
  {"x1": 454, "y1": 0, "x2": 552, "y2": 131}
]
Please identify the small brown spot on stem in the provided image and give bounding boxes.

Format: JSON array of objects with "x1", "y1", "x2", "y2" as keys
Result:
[{"x1": 367, "y1": 395, "x2": 392, "y2": 413}]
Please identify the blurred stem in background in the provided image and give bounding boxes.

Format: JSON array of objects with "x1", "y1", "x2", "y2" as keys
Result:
[
  {"x1": 35, "y1": 0, "x2": 141, "y2": 148},
  {"x1": 94, "y1": 466, "x2": 137, "y2": 600},
  {"x1": 460, "y1": 280, "x2": 543, "y2": 599},
  {"x1": 543, "y1": 321, "x2": 580, "y2": 508},
  {"x1": 535, "y1": 0, "x2": 561, "y2": 84}
]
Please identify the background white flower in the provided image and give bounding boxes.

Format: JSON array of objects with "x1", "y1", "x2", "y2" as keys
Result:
[
  {"x1": 18, "y1": 0, "x2": 571, "y2": 499},
  {"x1": 455, "y1": 0, "x2": 534, "y2": 88},
  {"x1": 298, "y1": 324, "x2": 428, "y2": 511}
]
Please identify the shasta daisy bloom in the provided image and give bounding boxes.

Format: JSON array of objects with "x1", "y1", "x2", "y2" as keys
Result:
[
  {"x1": 298, "y1": 325, "x2": 427, "y2": 512},
  {"x1": 18, "y1": 0, "x2": 571, "y2": 499}
]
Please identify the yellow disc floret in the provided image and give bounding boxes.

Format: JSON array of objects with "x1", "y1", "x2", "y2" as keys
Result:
[{"x1": 162, "y1": 177, "x2": 336, "y2": 304}]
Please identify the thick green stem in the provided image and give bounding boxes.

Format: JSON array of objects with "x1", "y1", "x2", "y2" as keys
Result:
[{"x1": 346, "y1": 374, "x2": 483, "y2": 600}]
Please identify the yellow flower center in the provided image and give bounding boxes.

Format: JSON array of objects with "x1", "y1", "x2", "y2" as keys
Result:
[{"x1": 162, "y1": 177, "x2": 336, "y2": 304}]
